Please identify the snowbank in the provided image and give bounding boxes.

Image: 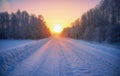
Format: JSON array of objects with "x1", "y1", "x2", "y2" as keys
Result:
[
  {"x1": 0, "y1": 40, "x2": 33, "y2": 50},
  {"x1": 0, "y1": 39, "x2": 49, "y2": 76}
]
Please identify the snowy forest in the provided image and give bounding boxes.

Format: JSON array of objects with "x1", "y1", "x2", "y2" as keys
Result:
[
  {"x1": 0, "y1": 10, "x2": 50, "y2": 39},
  {"x1": 62, "y1": 0, "x2": 120, "y2": 43},
  {"x1": 0, "y1": 0, "x2": 120, "y2": 76}
]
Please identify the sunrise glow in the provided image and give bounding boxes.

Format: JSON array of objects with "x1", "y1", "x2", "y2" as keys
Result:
[
  {"x1": 0, "y1": 0, "x2": 101, "y2": 34},
  {"x1": 53, "y1": 24, "x2": 63, "y2": 33}
]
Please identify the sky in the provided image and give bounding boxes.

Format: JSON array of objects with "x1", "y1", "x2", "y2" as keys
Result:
[{"x1": 0, "y1": 0, "x2": 101, "y2": 32}]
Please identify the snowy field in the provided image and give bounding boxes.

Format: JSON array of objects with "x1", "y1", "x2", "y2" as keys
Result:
[
  {"x1": 0, "y1": 40, "x2": 33, "y2": 50},
  {"x1": 0, "y1": 38, "x2": 120, "y2": 76}
]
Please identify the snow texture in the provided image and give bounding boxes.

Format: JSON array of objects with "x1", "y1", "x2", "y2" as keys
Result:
[
  {"x1": 0, "y1": 40, "x2": 33, "y2": 50},
  {"x1": 0, "y1": 38, "x2": 120, "y2": 76}
]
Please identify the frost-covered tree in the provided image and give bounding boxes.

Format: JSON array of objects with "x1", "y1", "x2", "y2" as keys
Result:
[
  {"x1": 62, "y1": 0, "x2": 120, "y2": 43},
  {"x1": 0, "y1": 10, "x2": 51, "y2": 39}
]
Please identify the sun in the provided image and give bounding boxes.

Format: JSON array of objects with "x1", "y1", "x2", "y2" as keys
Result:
[{"x1": 53, "y1": 24, "x2": 63, "y2": 34}]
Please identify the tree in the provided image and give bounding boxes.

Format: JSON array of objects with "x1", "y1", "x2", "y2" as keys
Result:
[
  {"x1": 0, "y1": 10, "x2": 51, "y2": 39},
  {"x1": 62, "y1": 0, "x2": 120, "y2": 43}
]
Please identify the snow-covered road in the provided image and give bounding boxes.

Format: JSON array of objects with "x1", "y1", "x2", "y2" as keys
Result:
[{"x1": 1, "y1": 37, "x2": 120, "y2": 76}]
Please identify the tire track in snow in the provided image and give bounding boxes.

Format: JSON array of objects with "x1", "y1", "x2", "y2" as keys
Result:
[
  {"x1": 8, "y1": 38, "x2": 120, "y2": 76},
  {"x1": 59, "y1": 40, "x2": 92, "y2": 76},
  {"x1": 9, "y1": 39, "x2": 53, "y2": 76},
  {"x1": 31, "y1": 39, "x2": 61, "y2": 76},
  {"x1": 60, "y1": 38, "x2": 120, "y2": 76}
]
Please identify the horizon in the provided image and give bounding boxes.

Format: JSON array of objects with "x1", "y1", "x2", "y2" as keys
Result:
[
  {"x1": 0, "y1": 0, "x2": 101, "y2": 32},
  {"x1": 0, "y1": 0, "x2": 120, "y2": 76}
]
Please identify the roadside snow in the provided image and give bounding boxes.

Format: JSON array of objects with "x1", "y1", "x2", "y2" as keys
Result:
[
  {"x1": 0, "y1": 40, "x2": 33, "y2": 50},
  {"x1": 0, "y1": 37, "x2": 120, "y2": 76},
  {"x1": 0, "y1": 39, "x2": 49, "y2": 76}
]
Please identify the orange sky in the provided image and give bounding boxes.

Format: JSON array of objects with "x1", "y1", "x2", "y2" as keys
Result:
[{"x1": 0, "y1": 0, "x2": 101, "y2": 32}]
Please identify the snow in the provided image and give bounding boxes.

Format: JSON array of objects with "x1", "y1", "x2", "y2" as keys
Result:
[
  {"x1": 0, "y1": 40, "x2": 33, "y2": 50},
  {"x1": 0, "y1": 39, "x2": 49, "y2": 76},
  {"x1": 0, "y1": 37, "x2": 120, "y2": 76}
]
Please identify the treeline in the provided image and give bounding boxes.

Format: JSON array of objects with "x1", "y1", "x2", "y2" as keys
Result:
[
  {"x1": 0, "y1": 10, "x2": 50, "y2": 39},
  {"x1": 62, "y1": 0, "x2": 120, "y2": 43}
]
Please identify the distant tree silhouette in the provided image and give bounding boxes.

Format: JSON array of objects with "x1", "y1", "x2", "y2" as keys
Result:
[
  {"x1": 62, "y1": 0, "x2": 120, "y2": 43},
  {"x1": 0, "y1": 10, "x2": 51, "y2": 39}
]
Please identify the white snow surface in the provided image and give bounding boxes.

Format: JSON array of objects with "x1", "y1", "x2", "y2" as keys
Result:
[
  {"x1": 0, "y1": 40, "x2": 33, "y2": 50},
  {"x1": 0, "y1": 37, "x2": 120, "y2": 76}
]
